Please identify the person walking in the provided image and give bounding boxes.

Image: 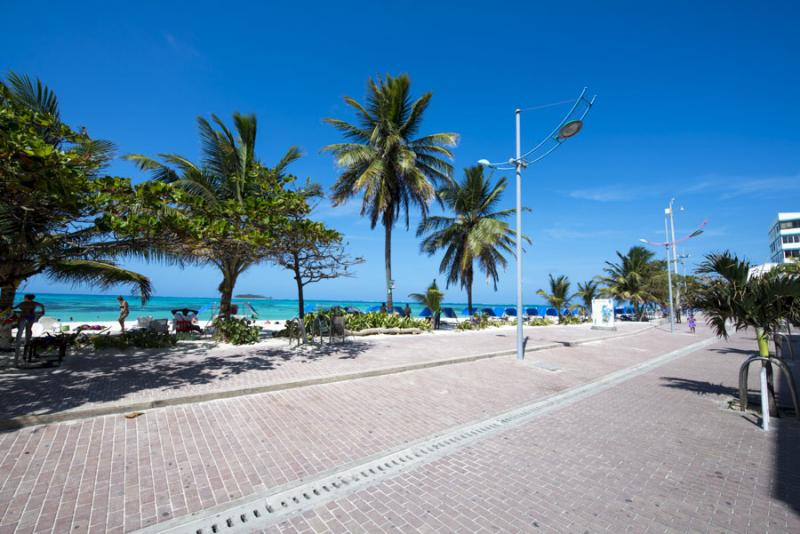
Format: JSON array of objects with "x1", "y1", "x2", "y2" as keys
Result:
[
  {"x1": 117, "y1": 296, "x2": 129, "y2": 332},
  {"x1": 687, "y1": 314, "x2": 696, "y2": 334}
]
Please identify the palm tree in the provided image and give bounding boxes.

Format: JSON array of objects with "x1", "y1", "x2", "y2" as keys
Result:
[
  {"x1": 537, "y1": 274, "x2": 572, "y2": 321},
  {"x1": 409, "y1": 279, "x2": 444, "y2": 329},
  {"x1": 694, "y1": 251, "x2": 800, "y2": 416},
  {"x1": 0, "y1": 72, "x2": 152, "y2": 311},
  {"x1": 126, "y1": 113, "x2": 301, "y2": 316},
  {"x1": 417, "y1": 166, "x2": 516, "y2": 315},
  {"x1": 598, "y1": 246, "x2": 660, "y2": 320},
  {"x1": 322, "y1": 74, "x2": 458, "y2": 309},
  {"x1": 573, "y1": 280, "x2": 600, "y2": 316}
]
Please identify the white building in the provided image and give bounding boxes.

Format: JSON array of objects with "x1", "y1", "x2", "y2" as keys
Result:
[{"x1": 769, "y1": 212, "x2": 800, "y2": 263}]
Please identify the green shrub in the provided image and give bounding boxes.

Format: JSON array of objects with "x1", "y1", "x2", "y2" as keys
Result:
[
  {"x1": 274, "y1": 311, "x2": 431, "y2": 338},
  {"x1": 528, "y1": 317, "x2": 550, "y2": 326},
  {"x1": 456, "y1": 313, "x2": 495, "y2": 331},
  {"x1": 213, "y1": 316, "x2": 261, "y2": 344},
  {"x1": 344, "y1": 311, "x2": 430, "y2": 331},
  {"x1": 90, "y1": 330, "x2": 177, "y2": 350},
  {"x1": 559, "y1": 314, "x2": 581, "y2": 325}
]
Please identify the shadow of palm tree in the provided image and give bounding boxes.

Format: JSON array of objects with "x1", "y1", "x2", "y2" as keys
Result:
[
  {"x1": 0, "y1": 339, "x2": 371, "y2": 422},
  {"x1": 659, "y1": 376, "x2": 766, "y2": 408}
]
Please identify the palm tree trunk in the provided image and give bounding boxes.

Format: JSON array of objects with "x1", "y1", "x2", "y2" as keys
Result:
[
  {"x1": 0, "y1": 282, "x2": 18, "y2": 348},
  {"x1": 466, "y1": 270, "x2": 473, "y2": 316},
  {"x1": 384, "y1": 220, "x2": 393, "y2": 310},
  {"x1": 0, "y1": 282, "x2": 18, "y2": 310},
  {"x1": 756, "y1": 327, "x2": 779, "y2": 417}
]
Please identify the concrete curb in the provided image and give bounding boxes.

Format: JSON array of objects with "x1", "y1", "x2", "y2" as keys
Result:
[{"x1": 0, "y1": 326, "x2": 654, "y2": 430}]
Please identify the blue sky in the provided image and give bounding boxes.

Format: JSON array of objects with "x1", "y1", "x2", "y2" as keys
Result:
[{"x1": 4, "y1": 1, "x2": 799, "y2": 303}]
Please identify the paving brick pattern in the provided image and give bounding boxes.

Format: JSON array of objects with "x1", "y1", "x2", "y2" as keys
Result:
[
  {"x1": 0, "y1": 323, "x2": 650, "y2": 419},
  {"x1": 0, "y1": 326, "x2": 701, "y2": 533},
  {"x1": 267, "y1": 335, "x2": 800, "y2": 534}
]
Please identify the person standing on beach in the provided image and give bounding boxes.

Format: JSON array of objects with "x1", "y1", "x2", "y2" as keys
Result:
[
  {"x1": 687, "y1": 314, "x2": 696, "y2": 334},
  {"x1": 117, "y1": 296, "x2": 129, "y2": 332},
  {"x1": 14, "y1": 294, "x2": 45, "y2": 347},
  {"x1": 403, "y1": 303, "x2": 411, "y2": 318}
]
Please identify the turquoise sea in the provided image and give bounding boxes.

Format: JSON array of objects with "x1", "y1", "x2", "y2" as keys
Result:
[{"x1": 17, "y1": 293, "x2": 555, "y2": 322}]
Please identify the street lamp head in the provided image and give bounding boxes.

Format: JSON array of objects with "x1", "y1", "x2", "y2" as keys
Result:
[
  {"x1": 557, "y1": 119, "x2": 583, "y2": 140},
  {"x1": 689, "y1": 229, "x2": 704, "y2": 238},
  {"x1": 477, "y1": 159, "x2": 491, "y2": 167}
]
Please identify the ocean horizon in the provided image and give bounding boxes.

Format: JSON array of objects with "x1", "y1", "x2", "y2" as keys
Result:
[{"x1": 14, "y1": 292, "x2": 555, "y2": 322}]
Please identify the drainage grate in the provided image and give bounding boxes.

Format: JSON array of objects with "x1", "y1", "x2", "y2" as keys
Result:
[{"x1": 137, "y1": 336, "x2": 717, "y2": 534}]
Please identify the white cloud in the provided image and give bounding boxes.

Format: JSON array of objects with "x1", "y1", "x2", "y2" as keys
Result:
[
  {"x1": 682, "y1": 173, "x2": 800, "y2": 199},
  {"x1": 566, "y1": 186, "x2": 646, "y2": 202}
]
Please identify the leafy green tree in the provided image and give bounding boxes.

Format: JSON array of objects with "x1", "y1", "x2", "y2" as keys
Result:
[
  {"x1": 408, "y1": 279, "x2": 444, "y2": 329},
  {"x1": 417, "y1": 166, "x2": 516, "y2": 315},
  {"x1": 272, "y1": 181, "x2": 364, "y2": 319},
  {"x1": 599, "y1": 246, "x2": 661, "y2": 320},
  {"x1": 322, "y1": 74, "x2": 458, "y2": 310},
  {"x1": 537, "y1": 274, "x2": 572, "y2": 321},
  {"x1": 0, "y1": 73, "x2": 152, "y2": 311},
  {"x1": 694, "y1": 252, "x2": 800, "y2": 416},
  {"x1": 573, "y1": 280, "x2": 600, "y2": 316},
  {"x1": 126, "y1": 113, "x2": 308, "y2": 316},
  {"x1": 694, "y1": 252, "x2": 800, "y2": 354}
]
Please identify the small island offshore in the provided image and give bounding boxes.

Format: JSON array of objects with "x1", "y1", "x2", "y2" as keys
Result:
[{"x1": 234, "y1": 294, "x2": 272, "y2": 300}]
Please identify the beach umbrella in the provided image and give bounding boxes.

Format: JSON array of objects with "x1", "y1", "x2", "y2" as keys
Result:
[
  {"x1": 481, "y1": 308, "x2": 496, "y2": 317},
  {"x1": 392, "y1": 306, "x2": 405, "y2": 315},
  {"x1": 545, "y1": 308, "x2": 558, "y2": 317},
  {"x1": 460, "y1": 307, "x2": 477, "y2": 316},
  {"x1": 419, "y1": 307, "x2": 432, "y2": 318},
  {"x1": 504, "y1": 307, "x2": 517, "y2": 317},
  {"x1": 366, "y1": 305, "x2": 381, "y2": 312},
  {"x1": 525, "y1": 307, "x2": 539, "y2": 317},
  {"x1": 441, "y1": 307, "x2": 458, "y2": 319}
]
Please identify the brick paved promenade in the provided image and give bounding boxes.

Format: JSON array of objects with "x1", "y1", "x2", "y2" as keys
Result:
[
  {"x1": 0, "y1": 323, "x2": 797, "y2": 533},
  {"x1": 0, "y1": 323, "x2": 650, "y2": 420}
]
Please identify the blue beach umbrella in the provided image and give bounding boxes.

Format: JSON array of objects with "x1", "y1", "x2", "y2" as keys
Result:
[
  {"x1": 419, "y1": 307, "x2": 432, "y2": 318},
  {"x1": 366, "y1": 305, "x2": 382, "y2": 312},
  {"x1": 481, "y1": 308, "x2": 496, "y2": 317},
  {"x1": 525, "y1": 307, "x2": 539, "y2": 317},
  {"x1": 545, "y1": 308, "x2": 558, "y2": 317},
  {"x1": 392, "y1": 306, "x2": 405, "y2": 315},
  {"x1": 460, "y1": 307, "x2": 476, "y2": 316},
  {"x1": 504, "y1": 307, "x2": 517, "y2": 317},
  {"x1": 441, "y1": 307, "x2": 457, "y2": 319}
]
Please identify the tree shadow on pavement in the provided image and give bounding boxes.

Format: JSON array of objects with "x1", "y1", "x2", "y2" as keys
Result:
[
  {"x1": 660, "y1": 376, "x2": 740, "y2": 396},
  {"x1": 0, "y1": 340, "x2": 370, "y2": 421},
  {"x1": 775, "y1": 366, "x2": 800, "y2": 514},
  {"x1": 659, "y1": 377, "x2": 763, "y2": 407}
]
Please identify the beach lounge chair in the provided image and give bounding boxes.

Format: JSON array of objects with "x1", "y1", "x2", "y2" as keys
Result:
[
  {"x1": 148, "y1": 319, "x2": 169, "y2": 334},
  {"x1": 137, "y1": 316, "x2": 153, "y2": 329},
  {"x1": 35, "y1": 316, "x2": 61, "y2": 335}
]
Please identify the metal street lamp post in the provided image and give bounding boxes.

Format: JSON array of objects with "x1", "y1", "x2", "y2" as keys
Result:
[
  {"x1": 640, "y1": 213, "x2": 707, "y2": 334},
  {"x1": 479, "y1": 89, "x2": 595, "y2": 360}
]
